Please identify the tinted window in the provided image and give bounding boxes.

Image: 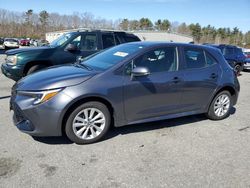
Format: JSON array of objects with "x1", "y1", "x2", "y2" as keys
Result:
[
  {"x1": 115, "y1": 35, "x2": 120, "y2": 45},
  {"x1": 132, "y1": 47, "x2": 177, "y2": 73},
  {"x1": 102, "y1": 34, "x2": 115, "y2": 49},
  {"x1": 123, "y1": 35, "x2": 140, "y2": 42},
  {"x1": 224, "y1": 47, "x2": 234, "y2": 55},
  {"x1": 235, "y1": 48, "x2": 243, "y2": 54},
  {"x1": 184, "y1": 48, "x2": 206, "y2": 69},
  {"x1": 81, "y1": 34, "x2": 97, "y2": 51},
  {"x1": 205, "y1": 52, "x2": 217, "y2": 66}
]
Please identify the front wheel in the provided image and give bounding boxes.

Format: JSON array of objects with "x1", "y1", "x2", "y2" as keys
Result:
[
  {"x1": 26, "y1": 64, "x2": 46, "y2": 75},
  {"x1": 65, "y1": 102, "x2": 111, "y2": 144},
  {"x1": 206, "y1": 91, "x2": 232, "y2": 120}
]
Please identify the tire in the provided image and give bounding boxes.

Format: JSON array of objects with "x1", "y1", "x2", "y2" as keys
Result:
[
  {"x1": 206, "y1": 91, "x2": 232, "y2": 120},
  {"x1": 234, "y1": 64, "x2": 241, "y2": 76},
  {"x1": 26, "y1": 64, "x2": 46, "y2": 75},
  {"x1": 65, "y1": 102, "x2": 111, "y2": 144}
]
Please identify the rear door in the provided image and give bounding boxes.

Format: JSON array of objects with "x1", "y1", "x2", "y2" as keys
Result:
[{"x1": 179, "y1": 47, "x2": 221, "y2": 112}]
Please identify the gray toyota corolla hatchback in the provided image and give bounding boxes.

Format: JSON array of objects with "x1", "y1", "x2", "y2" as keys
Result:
[{"x1": 10, "y1": 42, "x2": 240, "y2": 144}]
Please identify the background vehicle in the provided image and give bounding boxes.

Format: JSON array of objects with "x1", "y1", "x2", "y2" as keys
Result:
[
  {"x1": 0, "y1": 37, "x2": 4, "y2": 45},
  {"x1": 1, "y1": 30, "x2": 140, "y2": 81},
  {"x1": 19, "y1": 39, "x2": 30, "y2": 46},
  {"x1": 3, "y1": 38, "x2": 19, "y2": 49},
  {"x1": 205, "y1": 44, "x2": 246, "y2": 75},
  {"x1": 10, "y1": 42, "x2": 239, "y2": 144}
]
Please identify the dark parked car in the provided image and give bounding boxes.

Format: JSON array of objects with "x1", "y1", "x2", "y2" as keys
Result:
[
  {"x1": 205, "y1": 44, "x2": 246, "y2": 75},
  {"x1": 1, "y1": 30, "x2": 140, "y2": 81},
  {"x1": 10, "y1": 42, "x2": 240, "y2": 144}
]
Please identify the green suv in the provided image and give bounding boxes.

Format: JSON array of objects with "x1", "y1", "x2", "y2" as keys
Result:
[{"x1": 1, "y1": 30, "x2": 140, "y2": 81}]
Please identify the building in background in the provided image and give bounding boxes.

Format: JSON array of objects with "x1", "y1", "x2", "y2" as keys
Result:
[{"x1": 46, "y1": 28, "x2": 193, "y2": 43}]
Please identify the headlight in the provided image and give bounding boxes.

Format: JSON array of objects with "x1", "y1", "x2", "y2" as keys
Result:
[
  {"x1": 6, "y1": 55, "x2": 17, "y2": 65},
  {"x1": 18, "y1": 88, "x2": 62, "y2": 105}
]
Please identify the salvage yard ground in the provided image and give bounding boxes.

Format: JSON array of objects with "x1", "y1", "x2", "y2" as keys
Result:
[{"x1": 0, "y1": 51, "x2": 250, "y2": 188}]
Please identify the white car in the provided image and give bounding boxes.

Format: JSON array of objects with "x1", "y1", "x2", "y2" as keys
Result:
[{"x1": 3, "y1": 38, "x2": 19, "y2": 49}]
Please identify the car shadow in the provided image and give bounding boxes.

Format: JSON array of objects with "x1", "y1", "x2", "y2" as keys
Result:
[
  {"x1": 32, "y1": 136, "x2": 73, "y2": 145},
  {"x1": 32, "y1": 107, "x2": 236, "y2": 145}
]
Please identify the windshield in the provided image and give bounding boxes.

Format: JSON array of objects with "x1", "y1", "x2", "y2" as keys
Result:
[
  {"x1": 50, "y1": 33, "x2": 73, "y2": 47},
  {"x1": 81, "y1": 43, "x2": 144, "y2": 70},
  {"x1": 5, "y1": 39, "x2": 18, "y2": 42}
]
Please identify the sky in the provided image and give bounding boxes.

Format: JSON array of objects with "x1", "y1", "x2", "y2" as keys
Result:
[{"x1": 0, "y1": 0, "x2": 249, "y2": 32}]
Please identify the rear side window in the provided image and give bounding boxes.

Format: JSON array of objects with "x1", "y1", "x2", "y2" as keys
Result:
[
  {"x1": 184, "y1": 48, "x2": 206, "y2": 69},
  {"x1": 102, "y1": 34, "x2": 115, "y2": 49},
  {"x1": 184, "y1": 48, "x2": 217, "y2": 69}
]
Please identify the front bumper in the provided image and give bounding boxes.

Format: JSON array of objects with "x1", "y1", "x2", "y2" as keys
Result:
[
  {"x1": 1, "y1": 63, "x2": 23, "y2": 81},
  {"x1": 243, "y1": 62, "x2": 250, "y2": 70},
  {"x1": 10, "y1": 90, "x2": 73, "y2": 137}
]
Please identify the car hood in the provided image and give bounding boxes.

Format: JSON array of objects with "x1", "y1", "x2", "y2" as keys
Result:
[
  {"x1": 6, "y1": 46, "x2": 51, "y2": 55},
  {"x1": 15, "y1": 65, "x2": 98, "y2": 91}
]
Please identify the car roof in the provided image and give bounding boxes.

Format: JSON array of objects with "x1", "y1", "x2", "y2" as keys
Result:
[{"x1": 124, "y1": 41, "x2": 216, "y2": 49}]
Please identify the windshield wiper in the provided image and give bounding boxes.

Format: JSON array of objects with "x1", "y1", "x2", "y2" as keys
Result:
[{"x1": 74, "y1": 62, "x2": 92, "y2": 71}]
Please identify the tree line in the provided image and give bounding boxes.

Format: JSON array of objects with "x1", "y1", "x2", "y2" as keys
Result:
[{"x1": 0, "y1": 8, "x2": 249, "y2": 47}]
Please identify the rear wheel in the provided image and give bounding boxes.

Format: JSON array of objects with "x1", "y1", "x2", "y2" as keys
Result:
[
  {"x1": 26, "y1": 64, "x2": 46, "y2": 75},
  {"x1": 206, "y1": 91, "x2": 232, "y2": 120},
  {"x1": 234, "y1": 63, "x2": 241, "y2": 76},
  {"x1": 65, "y1": 102, "x2": 111, "y2": 144}
]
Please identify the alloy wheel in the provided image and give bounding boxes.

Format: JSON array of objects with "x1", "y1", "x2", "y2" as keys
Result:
[
  {"x1": 213, "y1": 94, "x2": 230, "y2": 117},
  {"x1": 72, "y1": 108, "x2": 106, "y2": 140}
]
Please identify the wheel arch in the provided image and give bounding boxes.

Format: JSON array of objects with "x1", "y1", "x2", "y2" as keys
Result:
[
  {"x1": 23, "y1": 61, "x2": 53, "y2": 76},
  {"x1": 206, "y1": 85, "x2": 237, "y2": 111},
  {"x1": 60, "y1": 96, "x2": 115, "y2": 136}
]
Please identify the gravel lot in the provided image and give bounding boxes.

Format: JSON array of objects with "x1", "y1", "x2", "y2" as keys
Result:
[{"x1": 0, "y1": 50, "x2": 250, "y2": 188}]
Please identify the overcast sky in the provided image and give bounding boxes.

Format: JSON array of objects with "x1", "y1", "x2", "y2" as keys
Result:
[{"x1": 0, "y1": 0, "x2": 249, "y2": 32}]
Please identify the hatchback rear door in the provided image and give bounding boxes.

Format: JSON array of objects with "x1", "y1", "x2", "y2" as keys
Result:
[{"x1": 179, "y1": 47, "x2": 221, "y2": 112}]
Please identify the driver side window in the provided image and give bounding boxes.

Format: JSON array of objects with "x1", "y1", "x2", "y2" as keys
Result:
[
  {"x1": 70, "y1": 36, "x2": 81, "y2": 50},
  {"x1": 125, "y1": 47, "x2": 177, "y2": 75},
  {"x1": 131, "y1": 47, "x2": 177, "y2": 73}
]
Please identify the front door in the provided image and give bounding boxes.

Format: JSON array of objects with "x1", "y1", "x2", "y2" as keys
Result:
[{"x1": 123, "y1": 46, "x2": 184, "y2": 123}]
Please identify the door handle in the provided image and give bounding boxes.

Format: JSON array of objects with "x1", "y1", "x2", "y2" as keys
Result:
[
  {"x1": 172, "y1": 77, "x2": 181, "y2": 83},
  {"x1": 210, "y1": 73, "x2": 218, "y2": 79}
]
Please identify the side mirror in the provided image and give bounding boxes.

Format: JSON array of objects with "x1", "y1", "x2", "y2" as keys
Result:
[
  {"x1": 131, "y1": 67, "x2": 150, "y2": 77},
  {"x1": 65, "y1": 44, "x2": 77, "y2": 51}
]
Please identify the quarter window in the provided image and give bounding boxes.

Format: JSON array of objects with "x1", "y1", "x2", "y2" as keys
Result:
[
  {"x1": 205, "y1": 52, "x2": 217, "y2": 66},
  {"x1": 184, "y1": 48, "x2": 206, "y2": 69}
]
